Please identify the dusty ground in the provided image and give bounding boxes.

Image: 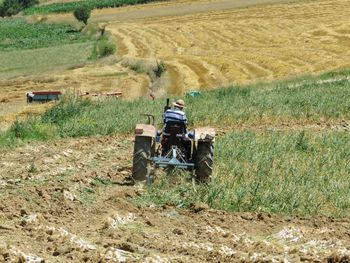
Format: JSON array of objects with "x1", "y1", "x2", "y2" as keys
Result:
[{"x1": 1, "y1": 134, "x2": 350, "y2": 262}]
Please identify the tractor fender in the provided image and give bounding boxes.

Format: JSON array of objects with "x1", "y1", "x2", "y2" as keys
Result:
[
  {"x1": 135, "y1": 124, "x2": 157, "y2": 138},
  {"x1": 194, "y1": 127, "x2": 215, "y2": 142}
]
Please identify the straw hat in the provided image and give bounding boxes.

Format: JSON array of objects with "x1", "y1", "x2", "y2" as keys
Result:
[{"x1": 173, "y1": 99, "x2": 186, "y2": 108}]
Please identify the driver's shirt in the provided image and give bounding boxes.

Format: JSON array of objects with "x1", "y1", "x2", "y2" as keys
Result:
[{"x1": 164, "y1": 107, "x2": 188, "y2": 125}]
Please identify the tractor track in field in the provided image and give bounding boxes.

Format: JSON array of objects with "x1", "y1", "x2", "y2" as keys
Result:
[{"x1": 1, "y1": 133, "x2": 350, "y2": 262}]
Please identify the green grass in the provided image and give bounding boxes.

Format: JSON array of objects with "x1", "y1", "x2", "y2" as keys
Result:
[
  {"x1": 0, "y1": 18, "x2": 87, "y2": 51},
  {"x1": 1, "y1": 69, "x2": 348, "y2": 144},
  {"x1": 135, "y1": 130, "x2": 350, "y2": 217},
  {"x1": 0, "y1": 42, "x2": 93, "y2": 78},
  {"x1": 24, "y1": 0, "x2": 166, "y2": 15},
  {"x1": 0, "y1": 18, "x2": 94, "y2": 78}
]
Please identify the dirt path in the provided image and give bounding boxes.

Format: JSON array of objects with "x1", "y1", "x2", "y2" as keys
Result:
[{"x1": 1, "y1": 134, "x2": 350, "y2": 262}]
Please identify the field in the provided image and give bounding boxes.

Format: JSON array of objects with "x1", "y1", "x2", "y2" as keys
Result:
[
  {"x1": 106, "y1": 0, "x2": 350, "y2": 94},
  {"x1": 24, "y1": 0, "x2": 166, "y2": 14},
  {"x1": 1, "y1": 0, "x2": 350, "y2": 261},
  {"x1": 0, "y1": 18, "x2": 87, "y2": 51},
  {"x1": 0, "y1": 18, "x2": 93, "y2": 79},
  {"x1": 0, "y1": 42, "x2": 92, "y2": 77},
  {"x1": 2, "y1": 71, "x2": 350, "y2": 216},
  {"x1": 1, "y1": 71, "x2": 350, "y2": 261}
]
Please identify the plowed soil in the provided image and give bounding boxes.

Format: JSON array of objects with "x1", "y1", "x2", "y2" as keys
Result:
[{"x1": 1, "y1": 135, "x2": 350, "y2": 262}]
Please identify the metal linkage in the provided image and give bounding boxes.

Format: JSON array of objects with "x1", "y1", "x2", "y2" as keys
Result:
[{"x1": 152, "y1": 146, "x2": 194, "y2": 169}]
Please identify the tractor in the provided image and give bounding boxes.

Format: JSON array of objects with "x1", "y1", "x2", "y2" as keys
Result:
[{"x1": 131, "y1": 99, "x2": 215, "y2": 183}]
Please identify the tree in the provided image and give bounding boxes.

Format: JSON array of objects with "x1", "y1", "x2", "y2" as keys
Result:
[
  {"x1": 0, "y1": 0, "x2": 38, "y2": 17},
  {"x1": 73, "y1": 6, "x2": 91, "y2": 25},
  {"x1": 21, "y1": 0, "x2": 39, "y2": 8}
]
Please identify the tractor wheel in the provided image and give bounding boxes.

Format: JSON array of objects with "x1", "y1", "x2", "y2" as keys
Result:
[
  {"x1": 195, "y1": 142, "x2": 214, "y2": 183},
  {"x1": 132, "y1": 137, "x2": 153, "y2": 181}
]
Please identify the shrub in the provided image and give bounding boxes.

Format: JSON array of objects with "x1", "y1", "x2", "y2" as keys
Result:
[
  {"x1": 0, "y1": 0, "x2": 38, "y2": 17},
  {"x1": 73, "y1": 6, "x2": 91, "y2": 25},
  {"x1": 96, "y1": 38, "x2": 116, "y2": 58},
  {"x1": 0, "y1": 0, "x2": 22, "y2": 16},
  {"x1": 21, "y1": 0, "x2": 39, "y2": 8},
  {"x1": 9, "y1": 118, "x2": 56, "y2": 141},
  {"x1": 153, "y1": 60, "x2": 166, "y2": 78}
]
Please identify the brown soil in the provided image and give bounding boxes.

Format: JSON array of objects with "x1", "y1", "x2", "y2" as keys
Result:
[{"x1": 1, "y1": 135, "x2": 350, "y2": 262}]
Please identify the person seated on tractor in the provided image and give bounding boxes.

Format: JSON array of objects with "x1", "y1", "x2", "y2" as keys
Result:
[
  {"x1": 163, "y1": 99, "x2": 188, "y2": 133},
  {"x1": 161, "y1": 99, "x2": 193, "y2": 157}
]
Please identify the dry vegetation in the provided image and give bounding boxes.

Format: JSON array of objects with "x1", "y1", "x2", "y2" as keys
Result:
[{"x1": 108, "y1": 0, "x2": 350, "y2": 94}]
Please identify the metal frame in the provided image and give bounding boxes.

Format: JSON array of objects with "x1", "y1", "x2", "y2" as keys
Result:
[{"x1": 152, "y1": 146, "x2": 194, "y2": 169}]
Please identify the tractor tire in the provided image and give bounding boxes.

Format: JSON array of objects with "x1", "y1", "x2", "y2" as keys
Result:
[
  {"x1": 132, "y1": 137, "x2": 152, "y2": 181},
  {"x1": 195, "y1": 142, "x2": 214, "y2": 183}
]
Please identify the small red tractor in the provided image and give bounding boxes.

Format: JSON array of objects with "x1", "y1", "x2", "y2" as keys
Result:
[{"x1": 132, "y1": 99, "x2": 215, "y2": 183}]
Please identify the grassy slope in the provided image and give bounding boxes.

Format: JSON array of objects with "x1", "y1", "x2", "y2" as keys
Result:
[
  {"x1": 0, "y1": 18, "x2": 93, "y2": 78},
  {"x1": 0, "y1": 18, "x2": 87, "y2": 51},
  {"x1": 2, "y1": 69, "x2": 348, "y2": 140},
  {"x1": 1, "y1": 69, "x2": 350, "y2": 217},
  {"x1": 0, "y1": 42, "x2": 92, "y2": 78}
]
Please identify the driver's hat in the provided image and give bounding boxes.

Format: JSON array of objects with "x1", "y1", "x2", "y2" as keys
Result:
[{"x1": 173, "y1": 99, "x2": 186, "y2": 108}]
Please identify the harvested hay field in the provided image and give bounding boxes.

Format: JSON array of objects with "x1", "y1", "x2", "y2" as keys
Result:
[{"x1": 107, "y1": 0, "x2": 350, "y2": 94}]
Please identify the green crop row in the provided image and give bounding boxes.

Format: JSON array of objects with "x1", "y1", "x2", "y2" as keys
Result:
[
  {"x1": 24, "y1": 0, "x2": 166, "y2": 15},
  {"x1": 136, "y1": 130, "x2": 350, "y2": 217},
  {"x1": 0, "y1": 18, "x2": 87, "y2": 51}
]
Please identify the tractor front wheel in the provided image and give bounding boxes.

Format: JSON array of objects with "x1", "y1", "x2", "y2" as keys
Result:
[
  {"x1": 195, "y1": 142, "x2": 214, "y2": 183},
  {"x1": 132, "y1": 137, "x2": 153, "y2": 182}
]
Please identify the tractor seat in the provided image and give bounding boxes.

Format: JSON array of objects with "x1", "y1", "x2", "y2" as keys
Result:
[
  {"x1": 163, "y1": 121, "x2": 186, "y2": 136},
  {"x1": 161, "y1": 121, "x2": 188, "y2": 156}
]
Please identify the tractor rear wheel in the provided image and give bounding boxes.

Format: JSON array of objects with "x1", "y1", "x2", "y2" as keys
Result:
[
  {"x1": 132, "y1": 137, "x2": 153, "y2": 181},
  {"x1": 195, "y1": 142, "x2": 214, "y2": 183}
]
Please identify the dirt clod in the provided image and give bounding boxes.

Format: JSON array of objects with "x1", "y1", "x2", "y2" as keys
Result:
[{"x1": 190, "y1": 202, "x2": 210, "y2": 213}]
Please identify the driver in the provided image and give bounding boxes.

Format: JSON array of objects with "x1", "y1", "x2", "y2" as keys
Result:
[{"x1": 163, "y1": 99, "x2": 188, "y2": 133}]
